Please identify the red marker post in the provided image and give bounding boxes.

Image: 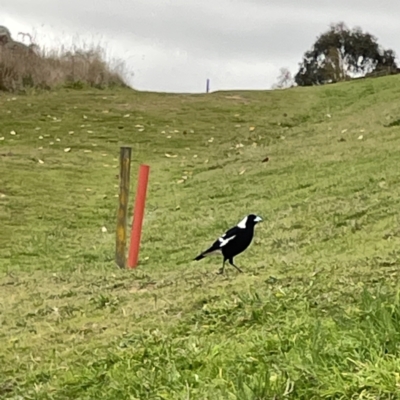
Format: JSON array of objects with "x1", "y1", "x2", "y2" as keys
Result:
[{"x1": 128, "y1": 164, "x2": 150, "y2": 268}]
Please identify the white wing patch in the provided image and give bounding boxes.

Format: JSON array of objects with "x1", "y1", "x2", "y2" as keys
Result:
[{"x1": 218, "y1": 235, "x2": 236, "y2": 247}]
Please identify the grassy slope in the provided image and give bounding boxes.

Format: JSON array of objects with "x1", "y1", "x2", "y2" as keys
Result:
[{"x1": 1, "y1": 76, "x2": 400, "y2": 399}]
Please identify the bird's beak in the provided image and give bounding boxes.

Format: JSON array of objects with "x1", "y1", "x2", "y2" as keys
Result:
[{"x1": 255, "y1": 216, "x2": 263, "y2": 223}]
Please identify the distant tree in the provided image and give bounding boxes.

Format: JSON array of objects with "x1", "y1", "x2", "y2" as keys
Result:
[
  {"x1": 295, "y1": 22, "x2": 399, "y2": 86},
  {"x1": 272, "y1": 67, "x2": 294, "y2": 89}
]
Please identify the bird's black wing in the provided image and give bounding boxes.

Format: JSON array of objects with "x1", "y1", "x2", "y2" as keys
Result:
[
  {"x1": 220, "y1": 225, "x2": 241, "y2": 241},
  {"x1": 201, "y1": 225, "x2": 242, "y2": 255}
]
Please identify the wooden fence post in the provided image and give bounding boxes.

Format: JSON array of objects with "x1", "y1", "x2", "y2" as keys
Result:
[{"x1": 115, "y1": 146, "x2": 132, "y2": 268}]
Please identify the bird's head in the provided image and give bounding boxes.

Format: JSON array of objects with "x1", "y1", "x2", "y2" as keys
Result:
[
  {"x1": 237, "y1": 214, "x2": 263, "y2": 228},
  {"x1": 248, "y1": 214, "x2": 263, "y2": 225}
]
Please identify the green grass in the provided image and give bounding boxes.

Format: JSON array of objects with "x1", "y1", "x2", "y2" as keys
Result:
[{"x1": 1, "y1": 76, "x2": 400, "y2": 399}]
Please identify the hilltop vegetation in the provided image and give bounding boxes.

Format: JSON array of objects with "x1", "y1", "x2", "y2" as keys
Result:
[
  {"x1": 294, "y1": 22, "x2": 399, "y2": 87},
  {"x1": 0, "y1": 25, "x2": 128, "y2": 92},
  {"x1": 1, "y1": 75, "x2": 400, "y2": 399}
]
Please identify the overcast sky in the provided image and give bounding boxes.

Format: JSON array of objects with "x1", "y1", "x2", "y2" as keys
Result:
[{"x1": 3, "y1": 0, "x2": 400, "y2": 93}]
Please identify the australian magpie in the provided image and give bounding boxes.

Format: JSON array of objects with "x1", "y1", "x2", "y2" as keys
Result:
[{"x1": 194, "y1": 214, "x2": 263, "y2": 274}]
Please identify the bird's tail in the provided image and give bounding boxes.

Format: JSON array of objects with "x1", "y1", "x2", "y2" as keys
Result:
[{"x1": 194, "y1": 253, "x2": 205, "y2": 261}]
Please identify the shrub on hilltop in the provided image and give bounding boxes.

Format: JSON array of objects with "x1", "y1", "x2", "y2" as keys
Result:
[{"x1": 0, "y1": 25, "x2": 130, "y2": 92}]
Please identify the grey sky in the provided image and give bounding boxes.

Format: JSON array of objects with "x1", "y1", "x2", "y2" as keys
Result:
[{"x1": 3, "y1": 0, "x2": 400, "y2": 92}]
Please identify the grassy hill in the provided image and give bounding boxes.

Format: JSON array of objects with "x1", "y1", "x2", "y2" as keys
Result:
[{"x1": 1, "y1": 76, "x2": 400, "y2": 399}]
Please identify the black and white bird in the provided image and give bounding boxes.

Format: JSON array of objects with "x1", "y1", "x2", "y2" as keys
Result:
[{"x1": 194, "y1": 214, "x2": 263, "y2": 274}]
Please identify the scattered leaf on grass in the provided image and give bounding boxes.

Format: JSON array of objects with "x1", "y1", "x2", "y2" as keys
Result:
[
  {"x1": 101, "y1": 226, "x2": 108, "y2": 233},
  {"x1": 83, "y1": 115, "x2": 88, "y2": 119},
  {"x1": 358, "y1": 135, "x2": 364, "y2": 140},
  {"x1": 208, "y1": 137, "x2": 214, "y2": 143},
  {"x1": 239, "y1": 169, "x2": 246, "y2": 175},
  {"x1": 35, "y1": 127, "x2": 41, "y2": 130},
  {"x1": 177, "y1": 179, "x2": 185, "y2": 184},
  {"x1": 0, "y1": 137, "x2": 4, "y2": 141},
  {"x1": 167, "y1": 136, "x2": 171, "y2": 139},
  {"x1": 326, "y1": 114, "x2": 332, "y2": 118},
  {"x1": 165, "y1": 153, "x2": 177, "y2": 158},
  {"x1": 50, "y1": 142, "x2": 54, "y2": 145},
  {"x1": 64, "y1": 148, "x2": 71, "y2": 153},
  {"x1": 56, "y1": 138, "x2": 60, "y2": 142},
  {"x1": 193, "y1": 155, "x2": 198, "y2": 158},
  {"x1": 262, "y1": 157, "x2": 269, "y2": 163},
  {"x1": 123, "y1": 114, "x2": 130, "y2": 118},
  {"x1": 87, "y1": 130, "x2": 93, "y2": 134},
  {"x1": 10, "y1": 130, "x2": 16, "y2": 135},
  {"x1": 249, "y1": 126, "x2": 256, "y2": 131},
  {"x1": 341, "y1": 129, "x2": 347, "y2": 134},
  {"x1": 39, "y1": 136, "x2": 43, "y2": 139},
  {"x1": 83, "y1": 150, "x2": 92, "y2": 153},
  {"x1": 38, "y1": 159, "x2": 44, "y2": 164}
]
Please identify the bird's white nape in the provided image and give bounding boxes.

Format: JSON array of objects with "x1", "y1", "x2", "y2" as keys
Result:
[{"x1": 237, "y1": 216, "x2": 248, "y2": 229}]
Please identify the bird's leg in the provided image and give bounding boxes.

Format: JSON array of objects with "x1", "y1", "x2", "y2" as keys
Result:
[
  {"x1": 217, "y1": 259, "x2": 226, "y2": 275},
  {"x1": 229, "y1": 258, "x2": 243, "y2": 273}
]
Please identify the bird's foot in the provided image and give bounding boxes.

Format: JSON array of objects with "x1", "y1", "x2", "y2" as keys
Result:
[
  {"x1": 232, "y1": 265, "x2": 243, "y2": 273},
  {"x1": 216, "y1": 267, "x2": 224, "y2": 275}
]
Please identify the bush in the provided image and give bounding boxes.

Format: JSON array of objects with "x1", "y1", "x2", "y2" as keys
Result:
[{"x1": 0, "y1": 26, "x2": 130, "y2": 92}]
